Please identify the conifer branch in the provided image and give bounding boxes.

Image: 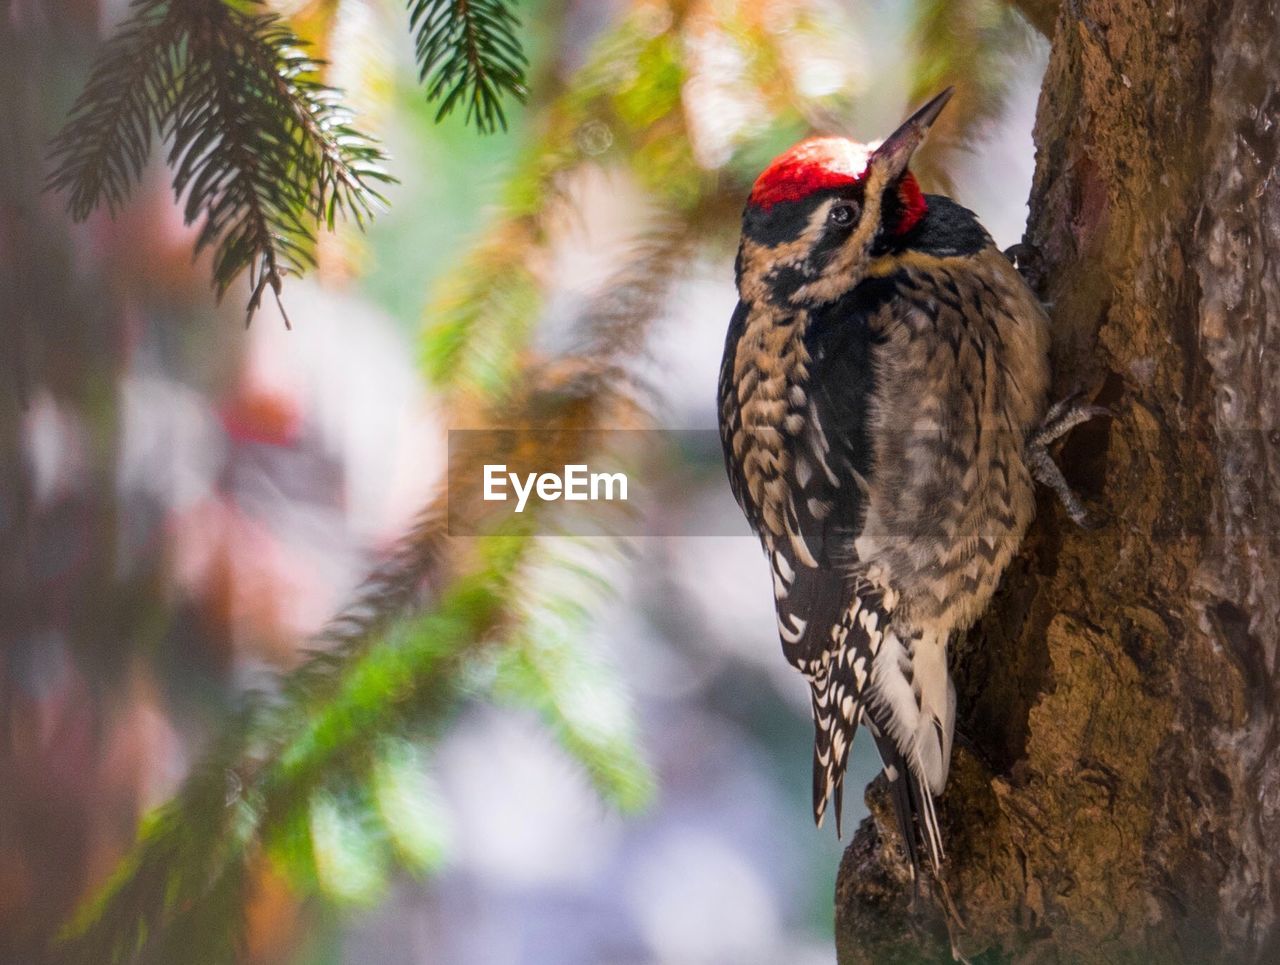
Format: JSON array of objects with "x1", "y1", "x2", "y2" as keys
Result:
[
  {"x1": 48, "y1": 0, "x2": 393, "y2": 324},
  {"x1": 45, "y1": 2, "x2": 178, "y2": 220},
  {"x1": 409, "y1": 0, "x2": 529, "y2": 132}
]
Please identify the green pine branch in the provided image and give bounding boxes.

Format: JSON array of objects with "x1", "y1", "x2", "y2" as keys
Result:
[
  {"x1": 48, "y1": 0, "x2": 393, "y2": 324},
  {"x1": 45, "y1": 2, "x2": 177, "y2": 220},
  {"x1": 53, "y1": 218, "x2": 687, "y2": 957},
  {"x1": 58, "y1": 531, "x2": 527, "y2": 965},
  {"x1": 409, "y1": 0, "x2": 529, "y2": 133}
]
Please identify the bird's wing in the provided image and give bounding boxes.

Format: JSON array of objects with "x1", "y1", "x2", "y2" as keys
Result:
[
  {"x1": 720, "y1": 286, "x2": 922, "y2": 835},
  {"x1": 717, "y1": 294, "x2": 876, "y2": 671},
  {"x1": 717, "y1": 300, "x2": 756, "y2": 527}
]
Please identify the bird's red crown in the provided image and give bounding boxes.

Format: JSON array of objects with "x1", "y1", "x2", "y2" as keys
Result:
[
  {"x1": 749, "y1": 138, "x2": 869, "y2": 210},
  {"x1": 749, "y1": 136, "x2": 927, "y2": 235}
]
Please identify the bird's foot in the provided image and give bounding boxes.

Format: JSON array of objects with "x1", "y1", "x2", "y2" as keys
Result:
[
  {"x1": 1028, "y1": 394, "x2": 1111, "y2": 529},
  {"x1": 1032, "y1": 394, "x2": 1109, "y2": 448}
]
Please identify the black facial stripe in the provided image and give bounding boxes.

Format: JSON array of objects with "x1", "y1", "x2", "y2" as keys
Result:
[
  {"x1": 768, "y1": 263, "x2": 815, "y2": 298},
  {"x1": 808, "y1": 217, "x2": 855, "y2": 265},
  {"x1": 742, "y1": 196, "x2": 821, "y2": 246},
  {"x1": 742, "y1": 184, "x2": 867, "y2": 246}
]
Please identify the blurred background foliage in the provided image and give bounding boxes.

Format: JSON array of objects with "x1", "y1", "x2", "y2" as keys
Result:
[{"x1": 0, "y1": 0, "x2": 1045, "y2": 961}]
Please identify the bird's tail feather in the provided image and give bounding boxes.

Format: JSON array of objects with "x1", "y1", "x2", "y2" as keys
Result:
[
  {"x1": 870, "y1": 726, "x2": 944, "y2": 876},
  {"x1": 883, "y1": 740, "x2": 921, "y2": 873},
  {"x1": 810, "y1": 688, "x2": 859, "y2": 836},
  {"x1": 912, "y1": 763, "x2": 945, "y2": 871}
]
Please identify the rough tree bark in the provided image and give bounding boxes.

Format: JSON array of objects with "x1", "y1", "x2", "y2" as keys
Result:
[{"x1": 836, "y1": 1, "x2": 1280, "y2": 961}]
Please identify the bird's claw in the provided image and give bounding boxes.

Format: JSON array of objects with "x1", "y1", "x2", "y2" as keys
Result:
[
  {"x1": 1032, "y1": 392, "x2": 1112, "y2": 448},
  {"x1": 1028, "y1": 395, "x2": 1110, "y2": 528}
]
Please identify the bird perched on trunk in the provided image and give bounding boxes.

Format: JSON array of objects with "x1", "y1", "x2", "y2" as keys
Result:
[{"x1": 717, "y1": 88, "x2": 1095, "y2": 875}]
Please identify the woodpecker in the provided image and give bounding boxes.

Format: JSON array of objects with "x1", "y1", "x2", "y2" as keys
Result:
[{"x1": 718, "y1": 88, "x2": 1094, "y2": 874}]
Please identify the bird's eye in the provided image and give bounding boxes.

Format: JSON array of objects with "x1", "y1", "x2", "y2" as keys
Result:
[{"x1": 828, "y1": 202, "x2": 857, "y2": 227}]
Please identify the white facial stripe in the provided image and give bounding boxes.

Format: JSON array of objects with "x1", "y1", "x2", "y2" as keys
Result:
[{"x1": 798, "y1": 199, "x2": 837, "y2": 246}]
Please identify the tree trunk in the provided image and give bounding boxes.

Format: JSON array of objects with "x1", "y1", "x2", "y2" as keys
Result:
[{"x1": 836, "y1": 1, "x2": 1280, "y2": 961}]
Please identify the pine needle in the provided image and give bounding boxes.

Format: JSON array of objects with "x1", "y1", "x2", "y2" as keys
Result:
[
  {"x1": 48, "y1": 0, "x2": 394, "y2": 324},
  {"x1": 409, "y1": 0, "x2": 530, "y2": 133}
]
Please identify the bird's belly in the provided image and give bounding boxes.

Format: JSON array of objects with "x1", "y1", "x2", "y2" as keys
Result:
[{"x1": 855, "y1": 427, "x2": 1034, "y2": 635}]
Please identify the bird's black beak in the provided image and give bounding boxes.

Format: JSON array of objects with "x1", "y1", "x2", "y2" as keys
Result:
[{"x1": 871, "y1": 87, "x2": 953, "y2": 180}]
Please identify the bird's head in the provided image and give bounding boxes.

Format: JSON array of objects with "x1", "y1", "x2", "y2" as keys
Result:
[{"x1": 736, "y1": 88, "x2": 953, "y2": 307}]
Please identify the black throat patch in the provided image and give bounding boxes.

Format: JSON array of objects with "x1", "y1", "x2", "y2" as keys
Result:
[{"x1": 874, "y1": 194, "x2": 990, "y2": 258}]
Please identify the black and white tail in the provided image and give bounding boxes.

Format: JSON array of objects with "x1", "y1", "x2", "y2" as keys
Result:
[
  {"x1": 808, "y1": 589, "x2": 885, "y2": 836},
  {"x1": 809, "y1": 668, "x2": 859, "y2": 836},
  {"x1": 809, "y1": 599, "x2": 954, "y2": 877}
]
